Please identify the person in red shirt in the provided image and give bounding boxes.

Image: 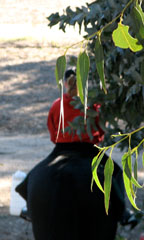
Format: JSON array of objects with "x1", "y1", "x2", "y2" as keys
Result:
[
  {"x1": 16, "y1": 69, "x2": 138, "y2": 232},
  {"x1": 47, "y1": 69, "x2": 104, "y2": 145}
]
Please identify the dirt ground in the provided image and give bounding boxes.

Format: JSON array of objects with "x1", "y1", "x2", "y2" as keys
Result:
[{"x1": 0, "y1": 1, "x2": 144, "y2": 239}]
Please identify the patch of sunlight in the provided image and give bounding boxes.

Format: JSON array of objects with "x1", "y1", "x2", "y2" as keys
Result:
[
  {"x1": 0, "y1": 178, "x2": 11, "y2": 190},
  {"x1": 0, "y1": 23, "x2": 84, "y2": 45}
]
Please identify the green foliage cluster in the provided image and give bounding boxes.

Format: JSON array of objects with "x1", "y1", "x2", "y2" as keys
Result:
[
  {"x1": 92, "y1": 126, "x2": 144, "y2": 213},
  {"x1": 47, "y1": 0, "x2": 144, "y2": 212},
  {"x1": 47, "y1": 0, "x2": 144, "y2": 149}
]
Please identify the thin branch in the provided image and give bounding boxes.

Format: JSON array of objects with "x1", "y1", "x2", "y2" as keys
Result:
[{"x1": 64, "y1": 0, "x2": 135, "y2": 53}]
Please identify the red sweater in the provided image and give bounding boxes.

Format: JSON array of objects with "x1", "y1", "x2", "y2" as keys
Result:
[{"x1": 47, "y1": 93, "x2": 104, "y2": 144}]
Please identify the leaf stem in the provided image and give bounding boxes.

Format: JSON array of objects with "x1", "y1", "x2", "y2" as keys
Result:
[{"x1": 111, "y1": 126, "x2": 144, "y2": 138}]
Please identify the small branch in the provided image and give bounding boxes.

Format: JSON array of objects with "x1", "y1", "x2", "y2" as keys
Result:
[{"x1": 63, "y1": 0, "x2": 135, "y2": 53}]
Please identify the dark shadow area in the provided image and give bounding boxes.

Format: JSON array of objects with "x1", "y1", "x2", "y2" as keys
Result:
[{"x1": 0, "y1": 59, "x2": 60, "y2": 134}]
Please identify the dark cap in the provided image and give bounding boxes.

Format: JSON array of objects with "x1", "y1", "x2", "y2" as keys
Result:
[{"x1": 64, "y1": 68, "x2": 76, "y2": 81}]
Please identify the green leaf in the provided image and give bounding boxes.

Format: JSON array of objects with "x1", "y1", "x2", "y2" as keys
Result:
[
  {"x1": 70, "y1": 13, "x2": 84, "y2": 25},
  {"x1": 131, "y1": 5, "x2": 144, "y2": 46},
  {"x1": 55, "y1": 55, "x2": 66, "y2": 88},
  {"x1": 136, "y1": 1, "x2": 144, "y2": 23},
  {"x1": 92, "y1": 150, "x2": 106, "y2": 193},
  {"x1": 104, "y1": 157, "x2": 114, "y2": 214},
  {"x1": 95, "y1": 35, "x2": 107, "y2": 94},
  {"x1": 122, "y1": 153, "x2": 140, "y2": 210},
  {"x1": 112, "y1": 23, "x2": 143, "y2": 52},
  {"x1": 76, "y1": 51, "x2": 90, "y2": 121},
  {"x1": 47, "y1": 13, "x2": 60, "y2": 27},
  {"x1": 134, "y1": 149, "x2": 138, "y2": 181},
  {"x1": 125, "y1": 151, "x2": 142, "y2": 188},
  {"x1": 76, "y1": 51, "x2": 90, "y2": 101}
]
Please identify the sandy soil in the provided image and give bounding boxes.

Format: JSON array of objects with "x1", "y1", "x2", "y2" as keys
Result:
[{"x1": 0, "y1": 1, "x2": 144, "y2": 239}]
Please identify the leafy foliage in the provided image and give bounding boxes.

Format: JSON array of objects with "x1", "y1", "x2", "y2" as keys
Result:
[
  {"x1": 47, "y1": 0, "x2": 144, "y2": 149},
  {"x1": 47, "y1": 0, "x2": 144, "y2": 212}
]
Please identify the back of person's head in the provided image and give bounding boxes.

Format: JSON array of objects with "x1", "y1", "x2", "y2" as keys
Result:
[
  {"x1": 64, "y1": 69, "x2": 76, "y2": 81},
  {"x1": 64, "y1": 69, "x2": 77, "y2": 97}
]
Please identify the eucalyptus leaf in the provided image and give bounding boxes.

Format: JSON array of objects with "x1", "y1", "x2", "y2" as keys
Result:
[
  {"x1": 76, "y1": 51, "x2": 90, "y2": 122},
  {"x1": 70, "y1": 13, "x2": 84, "y2": 25},
  {"x1": 95, "y1": 35, "x2": 107, "y2": 94},
  {"x1": 130, "y1": 70, "x2": 144, "y2": 84},
  {"x1": 134, "y1": 149, "x2": 138, "y2": 181},
  {"x1": 122, "y1": 153, "x2": 140, "y2": 210},
  {"x1": 112, "y1": 23, "x2": 143, "y2": 52},
  {"x1": 136, "y1": 1, "x2": 144, "y2": 23},
  {"x1": 55, "y1": 55, "x2": 66, "y2": 88},
  {"x1": 104, "y1": 157, "x2": 114, "y2": 214},
  {"x1": 92, "y1": 151, "x2": 106, "y2": 193},
  {"x1": 47, "y1": 13, "x2": 60, "y2": 27},
  {"x1": 126, "y1": 84, "x2": 141, "y2": 101},
  {"x1": 131, "y1": 5, "x2": 144, "y2": 46}
]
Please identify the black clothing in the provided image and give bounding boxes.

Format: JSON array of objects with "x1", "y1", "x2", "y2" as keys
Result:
[{"x1": 16, "y1": 142, "x2": 125, "y2": 240}]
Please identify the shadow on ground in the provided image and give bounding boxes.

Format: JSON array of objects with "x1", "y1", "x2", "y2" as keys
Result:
[{"x1": 0, "y1": 56, "x2": 60, "y2": 134}]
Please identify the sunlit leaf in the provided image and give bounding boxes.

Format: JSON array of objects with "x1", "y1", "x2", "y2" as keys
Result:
[
  {"x1": 122, "y1": 153, "x2": 140, "y2": 210},
  {"x1": 112, "y1": 23, "x2": 143, "y2": 52},
  {"x1": 76, "y1": 51, "x2": 90, "y2": 104},
  {"x1": 55, "y1": 55, "x2": 66, "y2": 88},
  {"x1": 92, "y1": 150, "x2": 106, "y2": 193},
  {"x1": 95, "y1": 35, "x2": 107, "y2": 94},
  {"x1": 104, "y1": 157, "x2": 114, "y2": 214},
  {"x1": 76, "y1": 51, "x2": 90, "y2": 122}
]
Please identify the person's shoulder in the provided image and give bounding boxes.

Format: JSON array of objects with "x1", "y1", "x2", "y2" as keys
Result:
[
  {"x1": 51, "y1": 94, "x2": 72, "y2": 109},
  {"x1": 49, "y1": 97, "x2": 61, "y2": 112},
  {"x1": 52, "y1": 97, "x2": 61, "y2": 106}
]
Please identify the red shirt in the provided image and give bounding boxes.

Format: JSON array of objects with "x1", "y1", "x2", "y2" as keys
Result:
[{"x1": 47, "y1": 93, "x2": 104, "y2": 144}]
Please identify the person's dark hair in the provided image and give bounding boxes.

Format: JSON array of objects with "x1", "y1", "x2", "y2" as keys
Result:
[
  {"x1": 64, "y1": 69, "x2": 76, "y2": 81},
  {"x1": 64, "y1": 69, "x2": 77, "y2": 97}
]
